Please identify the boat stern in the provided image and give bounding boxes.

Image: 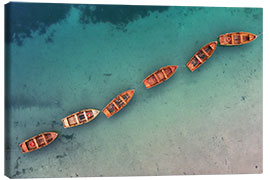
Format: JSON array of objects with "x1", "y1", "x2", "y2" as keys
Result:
[
  {"x1": 62, "y1": 118, "x2": 70, "y2": 128},
  {"x1": 218, "y1": 35, "x2": 226, "y2": 45},
  {"x1": 186, "y1": 62, "x2": 195, "y2": 72},
  {"x1": 143, "y1": 79, "x2": 151, "y2": 88},
  {"x1": 19, "y1": 142, "x2": 28, "y2": 153},
  {"x1": 103, "y1": 108, "x2": 112, "y2": 118}
]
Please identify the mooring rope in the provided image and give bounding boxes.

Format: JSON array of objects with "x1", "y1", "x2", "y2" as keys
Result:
[{"x1": 257, "y1": 33, "x2": 263, "y2": 38}]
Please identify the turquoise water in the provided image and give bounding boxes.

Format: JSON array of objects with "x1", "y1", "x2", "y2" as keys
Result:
[{"x1": 5, "y1": 3, "x2": 262, "y2": 178}]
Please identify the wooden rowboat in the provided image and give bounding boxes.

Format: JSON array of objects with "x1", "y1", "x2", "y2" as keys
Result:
[
  {"x1": 19, "y1": 132, "x2": 58, "y2": 153},
  {"x1": 143, "y1": 65, "x2": 178, "y2": 89},
  {"x1": 103, "y1": 90, "x2": 135, "y2": 118},
  {"x1": 219, "y1": 32, "x2": 257, "y2": 46},
  {"x1": 186, "y1": 41, "x2": 217, "y2": 72},
  {"x1": 62, "y1": 109, "x2": 100, "y2": 128}
]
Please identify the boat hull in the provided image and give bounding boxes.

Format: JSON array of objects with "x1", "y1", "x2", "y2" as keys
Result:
[
  {"x1": 19, "y1": 132, "x2": 58, "y2": 153},
  {"x1": 103, "y1": 90, "x2": 135, "y2": 118},
  {"x1": 219, "y1": 32, "x2": 257, "y2": 46},
  {"x1": 186, "y1": 41, "x2": 217, "y2": 72},
  {"x1": 62, "y1": 109, "x2": 100, "y2": 128},
  {"x1": 143, "y1": 65, "x2": 178, "y2": 88}
]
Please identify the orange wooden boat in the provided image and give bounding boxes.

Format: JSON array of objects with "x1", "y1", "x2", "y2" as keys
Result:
[
  {"x1": 62, "y1": 109, "x2": 100, "y2": 128},
  {"x1": 103, "y1": 89, "x2": 135, "y2": 118},
  {"x1": 219, "y1": 32, "x2": 257, "y2": 46},
  {"x1": 19, "y1": 132, "x2": 58, "y2": 153},
  {"x1": 143, "y1": 65, "x2": 178, "y2": 89},
  {"x1": 186, "y1": 41, "x2": 217, "y2": 72}
]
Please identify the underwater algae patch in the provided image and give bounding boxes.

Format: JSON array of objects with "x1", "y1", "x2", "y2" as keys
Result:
[
  {"x1": 5, "y1": 2, "x2": 72, "y2": 45},
  {"x1": 5, "y1": 2, "x2": 169, "y2": 45},
  {"x1": 76, "y1": 4, "x2": 169, "y2": 27}
]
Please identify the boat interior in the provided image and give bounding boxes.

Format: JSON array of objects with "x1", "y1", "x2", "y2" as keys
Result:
[
  {"x1": 204, "y1": 46, "x2": 212, "y2": 54},
  {"x1": 66, "y1": 110, "x2": 94, "y2": 126},
  {"x1": 147, "y1": 75, "x2": 158, "y2": 86},
  {"x1": 45, "y1": 133, "x2": 53, "y2": 142},
  {"x1": 233, "y1": 34, "x2": 241, "y2": 44},
  {"x1": 26, "y1": 134, "x2": 52, "y2": 150},
  {"x1": 122, "y1": 93, "x2": 130, "y2": 101},
  {"x1": 164, "y1": 67, "x2": 172, "y2": 75},
  {"x1": 147, "y1": 67, "x2": 173, "y2": 86},
  {"x1": 188, "y1": 44, "x2": 214, "y2": 69},
  {"x1": 197, "y1": 50, "x2": 207, "y2": 61},
  {"x1": 115, "y1": 97, "x2": 125, "y2": 108},
  {"x1": 107, "y1": 103, "x2": 116, "y2": 114},
  {"x1": 106, "y1": 93, "x2": 130, "y2": 115},
  {"x1": 67, "y1": 116, "x2": 77, "y2": 126},
  {"x1": 26, "y1": 139, "x2": 37, "y2": 150},
  {"x1": 78, "y1": 112, "x2": 87, "y2": 123},
  {"x1": 224, "y1": 33, "x2": 251, "y2": 45},
  {"x1": 190, "y1": 57, "x2": 199, "y2": 67},
  {"x1": 85, "y1": 111, "x2": 94, "y2": 119}
]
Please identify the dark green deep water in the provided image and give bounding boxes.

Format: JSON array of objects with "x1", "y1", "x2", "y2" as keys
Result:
[{"x1": 5, "y1": 3, "x2": 262, "y2": 178}]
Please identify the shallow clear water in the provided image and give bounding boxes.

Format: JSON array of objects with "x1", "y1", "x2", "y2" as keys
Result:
[{"x1": 5, "y1": 3, "x2": 262, "y2": 178}]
